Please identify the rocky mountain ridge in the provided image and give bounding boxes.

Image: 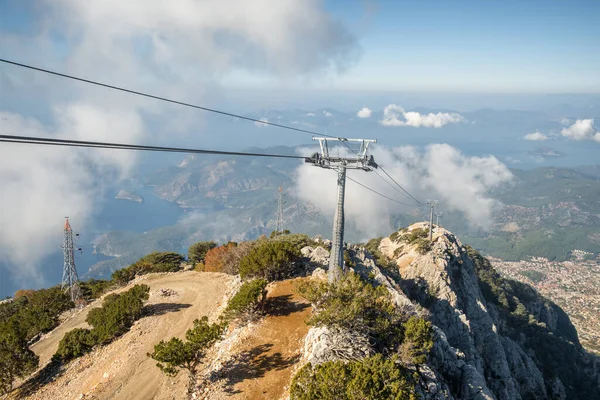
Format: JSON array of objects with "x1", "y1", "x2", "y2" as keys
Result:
[{"x1": 18, "y1": 225, "x2": 599, "y2": 399}]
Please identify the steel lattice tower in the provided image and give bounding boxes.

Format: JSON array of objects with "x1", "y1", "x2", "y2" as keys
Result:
[
  {"x1": 427, "y1": 200, "x2": 438, "y2": 241},
  {"x1": 435, "y1": 211, "x2": 443, "y2": 227},
  {"x1": 61, "y1": 218, "x2": 81, "y2": 303},
  {"x1": 305, "y1": 137, "x2": 377, "y2": 282},
  {"x1": 275, "y1": 187, "x2": 285, "y2": 233}
]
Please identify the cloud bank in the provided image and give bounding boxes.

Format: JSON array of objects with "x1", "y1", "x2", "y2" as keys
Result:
[
  {"x1": 0, "y1": 0, "x2": 361, "y2": 291},
  {"x1": 294, "y1": 144, "x2": 512, "y2": 238},
  {"x1": 380, "y1": 105, "x2": 466, "y2": 128},
  {"x1": 524, "y1": 131, "x2": 548, "y2": 141},
  {"x1": 561, "y1": 119, "x2": 600, "y2": 142},
  {"x1": 357, "y1": 107, "x2": 372, "y2": 118}
]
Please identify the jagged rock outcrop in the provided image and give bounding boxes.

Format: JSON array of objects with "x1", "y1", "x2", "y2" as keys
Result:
[{"x1": 372, "y1": 223, "x2": 599, "y2": 400}]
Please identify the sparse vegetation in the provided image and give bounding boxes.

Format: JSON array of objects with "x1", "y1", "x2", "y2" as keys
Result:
[
  {"x1": 414, "y1": 238, "x2": 432, "y2": 254},
  {"x1": 363, "y1": 237, "x2": 389, "y2": 268},
  {"x1": 222, "y1": 279, "x2": 267, "y2": 324},
  {"x1": 54, "y1": 285, "x2": 150, "y2": 362},
  {"x1": 290, "y1": 354, "x2": 417, "y2": 400},
  {"x1": 239, "y1": 240, "x2": 301, "y2": 281},
  {"x1": 296, "y1": 273, "x2": 405, "y2": 352},
  {"x1": 148, "y1": 316, "x2": 226, "y2": 394}
]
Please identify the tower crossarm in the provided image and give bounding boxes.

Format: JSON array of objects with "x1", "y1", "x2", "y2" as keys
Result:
[{"x1": 305, "y1": 137, "x2": 378, "y2": 171}]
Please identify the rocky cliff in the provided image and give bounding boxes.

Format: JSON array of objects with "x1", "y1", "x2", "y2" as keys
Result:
[{"x1": 300, "y1": 223, "x2": 599, "y2": 399}]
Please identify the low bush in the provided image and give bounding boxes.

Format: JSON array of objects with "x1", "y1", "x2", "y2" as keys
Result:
[
  {"x1": 296, "y1": 273, "x2": 405, "y2": 351},
  {"x1": 149, "y1": 316, "x2": 226, "y2": 393},
  {"x1": 54, "y1": 328, "x2": 97, "y2": 362},
  {"x1": 398, "y1": 316, "x2": 433, "y2": 365},
  {"x1": 141, "y1": 252, "x2": 185, "y2": 273},
  {"x1": 54, "y1": 285, "x2": 150, "y2": 363},
  {"x1": 0, "y1": 286, "x2": 73, "y2": 342},
  {"x1": 188, "y1": 241, "x2": 217, "y2": 265},
  {"x1": 290, "y1": 354, "x2": 417, "y2": 400},
  {"x1": 239, "y1": 240, "x2": 300, "y2": 281},
  {"x1": 111, "y1": 252, "x2": 185, "y2": 285},
  {"x1": 79, "y1": 279, "x2": 113, "y2": 300},
  {"x1": 87, "y1": 284, "x2": 149, "y2": 343},
  {"x1": 222, "y1": 279, "x2": 267, "y2": 324},
  {"x1": 0, "y1": 319, "x2": 39, "y2": 394},
  {"x1": 270, "y1": 233, "x2": 318, "y2": 251}
]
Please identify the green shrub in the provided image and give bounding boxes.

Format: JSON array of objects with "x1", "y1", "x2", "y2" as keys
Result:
[
  {"x1": 0, "y1": 286, "x2": 73, "y2": 342},
  {"x1": 141, "y1": 252, "x2": 185, "y2": 273},
  {"x1": 148, "y1": 316, "x2": 226, "y2": 393},
  {"x1": 297, "y1": 273, "x2": 405, "y2": 351},
  {"x1": 399, "y1": 317, "x2": 433, "y2": 365},
  {"x1": 188, "y1": 241, "x2": 217, "y2": 264},
  {"x1": 222, "y1": 279, "x2": 267, "y2": 324},
  {"x1": 79, "y1": 279, "x2": 113, "y2": 300},
  {"x1": 270, "y1": 233, "x2": 317, "y2": 251},
  {"x1": 86, "y1": 284, "x2": 149, "y2": 343},
  {"x1": 111, "y1": 267, "x2": 137, "y2": 285},
  {"x1": 111, "y1": 252, "x2": 185, "y2": 285},
  {"x1": 290, "y1": 354, "x2": 417, "y2": 400},
  {"x1": 53, "y1": 285, "x2": 150, "y2": 364},
  {"x1": 54, "y1": 328, "x2": 97, "y2": 362},
  {"x1": 0, "y1": 319, "x2": 39, "y2": 394},
  {"x1": 343, "y1": 250, "x2": 356, "y2": 269},
  {"x1": 239, "y1": 240, "x2": 301, "y2": 281}
]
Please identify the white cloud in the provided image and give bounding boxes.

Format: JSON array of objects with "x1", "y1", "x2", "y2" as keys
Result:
[
  {"x1": 380, "y1": 104, "x2": 466, "y2": 128},
  {"x1": 254, "y1": 117, "x2": 269, "y2": 127},
  {"x1": 306, "y1": 112, "x2": 316, "y2": 117},
  {"x1": 323, "y1": 111, "x2": 333, "y2": 117},
  {"x1": 0, "y1": 108, "x2": 143, "y2": 287},
  {"x1": 0, "y1": 0, "x2": 361, "y2": 291},
  {"x1": 294, "y1": 144, "x2": 512, "y2": 237},
  {"x1": 561, "y1": 119, "x2": 599, "y2": 141},
  {"x1": 523, "y1": 131, "x2": 548, "y2": 141},
  {"x1": 356, "y1": 107, "x2": 372, "y2": 118}
]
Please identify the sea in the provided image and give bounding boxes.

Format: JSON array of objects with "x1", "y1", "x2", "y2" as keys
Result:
[{"x1": 0, "y1": 186, "x2": 185, "y2": 298}]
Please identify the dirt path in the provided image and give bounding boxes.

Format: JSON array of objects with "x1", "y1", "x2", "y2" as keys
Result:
[
  {"x1": 17, "y1": 271, "x2": 234, "y2": 400},
  {"x1": 214, "y1": 279, "x2": 311, "y2": 400}
]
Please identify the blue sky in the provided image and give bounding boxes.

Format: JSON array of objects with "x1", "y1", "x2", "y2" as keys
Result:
[{"x1": 326, "y1": 0, "x2": 600, "y2": 92}]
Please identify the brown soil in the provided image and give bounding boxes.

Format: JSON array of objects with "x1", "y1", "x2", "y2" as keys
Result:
[
  {"x1": 209, "y1": 279, "x2": 311, "y2": 400},
  {"x1": 14, "y1": 271, "x2": 234, "y2": 400}
]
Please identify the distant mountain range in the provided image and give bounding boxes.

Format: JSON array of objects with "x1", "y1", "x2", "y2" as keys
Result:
[{"x1": 85, "y1": 147, "x2": 600, "y2": 279}]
